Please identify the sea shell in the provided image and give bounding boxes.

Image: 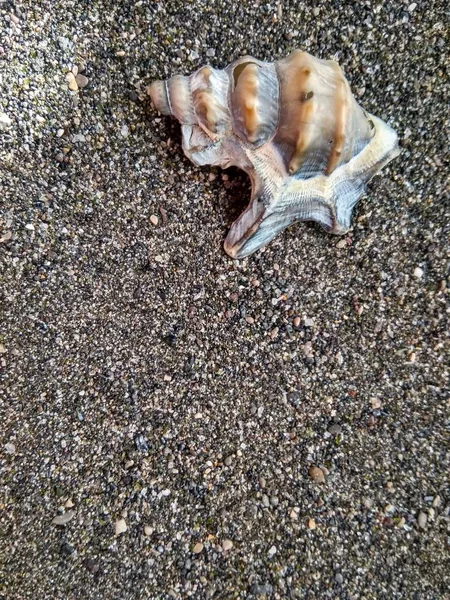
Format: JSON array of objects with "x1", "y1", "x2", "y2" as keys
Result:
[{"x1": 149, "y1": 50, "x2": 400, "y2": 259}]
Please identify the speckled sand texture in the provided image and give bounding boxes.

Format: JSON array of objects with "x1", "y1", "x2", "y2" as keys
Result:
[{"x1": 0, "y1": 1, "x2": 449, "y2": 599}]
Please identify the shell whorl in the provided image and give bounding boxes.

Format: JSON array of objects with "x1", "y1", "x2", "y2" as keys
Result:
[{"x1": 148, "y1": 50, "x2": 399, "y2": 258}]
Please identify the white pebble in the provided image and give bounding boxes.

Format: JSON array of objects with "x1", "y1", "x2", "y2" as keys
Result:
[
  {"x1": 418, "y1": 512, "x2": 427, "y2": 529},
  {"x1": 413, "y1": 267, "x2": 424, "y2": 278},
  {"x1": 222, "y1": 539, "x2": 233, "y2": 551},
  {"x1": 115, "y1": 518, "x2": 127, "y2": 535},
  {"x1": 267, "y1": 545, "x2": 277, "y2": 557},
  {"x1": 0, "y1": 112, "x2": 12, "y2": 129}
]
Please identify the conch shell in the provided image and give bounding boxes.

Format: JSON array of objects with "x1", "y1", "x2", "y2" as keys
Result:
[{"x1": 149, "y1": 50, "x2": 399, "y2": 258}]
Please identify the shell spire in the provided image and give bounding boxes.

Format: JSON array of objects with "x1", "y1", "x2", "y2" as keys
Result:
[{"x1": 148, "y1": 50, "x2": 400, "y2": 259}]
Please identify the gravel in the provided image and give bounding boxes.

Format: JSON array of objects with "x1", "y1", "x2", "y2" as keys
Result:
[{"x1": 0, "y1": 1, "x2": 449, "y2": 599}]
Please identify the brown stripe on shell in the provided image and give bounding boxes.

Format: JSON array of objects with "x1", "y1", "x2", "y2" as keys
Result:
[
  {"x1": 326, "y1": 77, "x2": 348, "y2": 175},
  {"x1": 232, "y1": 62, "x2": 261, "y2": 143}
]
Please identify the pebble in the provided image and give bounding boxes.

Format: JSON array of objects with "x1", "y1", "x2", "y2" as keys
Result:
[
  {"x1": 192, "y1": 542, "x2": 204, "y2": 554},
  {"x1": 75, "y1": 74, "x2": 89, "y2": 88},
  {"x1": 52, "y1": 510, "x2": 75, "y2": 525},
  {"x1": 150, "y1": 214, "x2": 159, "y2": 226},
  {"x1": 335, "y1": 573, "x2": 344, "y2": 584},
  {"x1": 115, "y1": 518, "x2": 127, "y2": 535},
  {"x1": 120, "y1": 125, "x2": 129, "y2": 138},
  {"x1": 303, "y1": 317, "x2": 315, "y2": 327},
  {"x1": 418, "y1": 512, "x2": 428, "y2": 529},
  {"x1": 206, "y1": 48, "x2": 216, "y2": 58},
  {"x1": 293, "y1": 316, "x2": 301, "y2": 328},
  {"x1": 224, "y1": 455, "x2": 233, "y2": 466},
  {"x1": 308, "y1": 466, "x2": 326, "y2": 483},
  {"x1": 267, "y1": 545, "x2": 277, "y2": 557},
  {"x1": 189, "y1": 50, "x2": 200, "y2": 61},
  {"x1": 328, "y1": 424, "x2": 342, "y2": 436},
  {"x1": 65, "y1": 72, "x2": 78, "y2": 91},
  {"x1": 413, "y1": 267, "x2": 424, "y2": 278},
  {"x1": 84, "y1": 558, "x2": 100, "y2": 574},
  {"x1": 4, "y1": 442, "x2": 16, "y2": 454},
  {"x1": 221, "y1": 539, "x2": 233, "y2": 551},
  {"x1": 0, "y1": 112, "x2": 12, "y2": 129},
  {"x1": 245, "y1": 316, "x2": 255, "y2": 324},
  {"x1": 65, "y1": 498, "x2": 74, "y2": 508},
  {"x1": 144, "y1": 525, "x2": 153, "y2": 536},
  {"x1": 0, "y1": 231, "x2": 12, "y2": 243},
  {"x1": 371, "y1": 398, "x2": 382, "y2": 409},
  {"x1": 336, "y1": 238, "x2": 347, "y2": 248},
  {"x1": 307, "y1": 517, "x2": 316, "y2": 529}
]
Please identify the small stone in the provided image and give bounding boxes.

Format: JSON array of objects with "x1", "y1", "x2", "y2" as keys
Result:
[
  {"x1": 25, "y1": 223, "x2": 34, "y2": 231},
  {"x1": 144, "y1": 525, "x2": 153, "y2": 536},
  {"x1": 150, "y1": 214, "x2": 159, "y2": 226},
  {"x1": 270, "y1": 327, "x2": 279, "y2": 339},
  {"x1": 56, "y1": 128, "x2": 65, "y2": 137},
  {"x1": 335, "y1": 573, "x2": 344, "y2": 584},
  {"x1": 115, "y1": 518, "x2": 127, "y2": 535},
  {"x1": 115, "y1": 50, "x2": 126, "y2": 57},
  {"x1": 0, "y1": 112, "x2": 12, "y2": 129},
  {"x1": 206, "y1": 48, "x2": 216, "y2": 58},
  {"x1": 189, "y1": 50, "x2": 200, "y2": 61},
  {"x1": 245, "y1": 316, "x2": 255, "y2": 325},
  {"x1": 432, "y1": 496, "x2": 442, "y2": 508},
  {"x1": 221, "y1": 539, "x2": 233, "y2": 551},
  {"x1": 336, "y1": 238, "x2": 347, "y2": 249},
  {"x1": 120, "y1": 124, "x2": 129, "y2": 138},
  {"x1": 251, "y1": 279, "x2": 260, "y2": 287},
  {"x1": 396, "y1": 516, "x2": 406, "y2": 527},
  {"x1": 303, "y1": 317, "x2": 315, "y2": 327},
  {"x1": 308, "y1": 466, "x2": 325, "y2": 483},
  {"x1": 0, "y1": 231, "x2": 12, "y2": 243},
  {"x1": 328, "y1": 424, "x2": 341, "y2": 436},
  {"x1": 371, "y1": 398, "x2": 382, "y2": 409},
  {"x1": 84, "y1": 558, "x2": 100, "y2": 573},
  {"x1": 224, "y1": 455, "x2": 233, "y2": 466},
  {"x1": 52, "y1": 510, "x2": 75, "y2": 525},
  {"x1": 307, "y1": 517, "x2": 316, "y2": 529},
  {"x1": 413, "y1": 267, "x2": 424, "y2": 278},
  {"x1": 66, "y1": 72, "x2": 78, "y2": 91},
  {"x1": 192, "y1": 542, "x2": 203, "y2": 554},
  {"x1": 4, "y1": 442, "x2": 15, "y2": 454},
  {"x1": 417, "y1": 511, "x2": 427, "y2": 529},
  {"x1": 60, "y1": 542, "x2": 75, "y2": 556},
  {"x1": 75, "y1": 74, "x2": 89, "y2": 88},
  {"x1": 0, "y1": 344, "x2": 6, "y2": 354},
  {"x1": 408, "y1": 2, "x2": 417, "y2": 12},
  {"x1": 293, "y1": 316, "x2": 301, "y2": 328},
  {"x1": 65, "y1": 499, "x2": 74, "y2": 508},
  {"x1": 267, "y1": 545, "x2": 277, "y2": 557}
]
